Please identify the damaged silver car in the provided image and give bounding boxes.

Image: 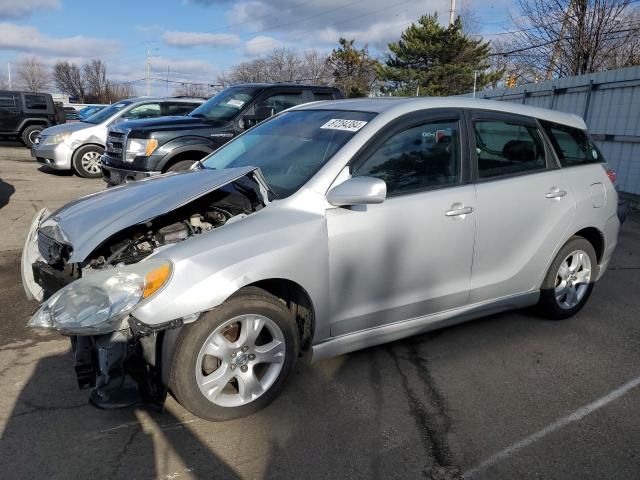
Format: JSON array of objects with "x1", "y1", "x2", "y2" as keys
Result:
[{"x1": 23, "y1": 98, "x2": 619, "y2": 420}]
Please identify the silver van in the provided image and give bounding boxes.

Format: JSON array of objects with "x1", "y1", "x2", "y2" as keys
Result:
[
  {"x1": 31, "y1": 97, "x2": 203, "y2": 178},
  {"x1": 23, "y1": 98, "x2": 620, "y2": 421}
]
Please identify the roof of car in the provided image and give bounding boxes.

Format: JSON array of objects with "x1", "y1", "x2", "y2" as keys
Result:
[
  {"x1": 125, "y1": 96, "x2": 206, "y2": 104},
  {"x1": 293, "y1": 97, "x2": 587, "y2": 130}
]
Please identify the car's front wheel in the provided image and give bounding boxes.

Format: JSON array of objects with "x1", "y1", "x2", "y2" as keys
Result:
[
  {"x1": 21, "y1": 125, "x2": 43, "y2": 147},
  {"x1": 537, "y1": 236, "x2": 597, "y2": 319},
  {"x1": 170, "y1": 287, "x2": 299, "y2": 421},
  {"x1": 73, "y1": 145, "x2": 105, "y2": 178}
]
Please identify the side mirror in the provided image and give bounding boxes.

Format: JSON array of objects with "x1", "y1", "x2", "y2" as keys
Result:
[{"x1": 326, "y1": 176, "x2": 387, "y2": 207}]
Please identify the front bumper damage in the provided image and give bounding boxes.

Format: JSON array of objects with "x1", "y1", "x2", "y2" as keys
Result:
[{"x1": 22, "y1": 210, "x2": 178, "y2": 410}]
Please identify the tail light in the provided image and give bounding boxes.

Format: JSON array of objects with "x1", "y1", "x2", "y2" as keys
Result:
[{"x1": 603, "y1": 165, "x2": 616, "y2": 184}]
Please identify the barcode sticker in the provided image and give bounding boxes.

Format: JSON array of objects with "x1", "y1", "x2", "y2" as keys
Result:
[{"x1": 320, "y1": 119, "x2": 368, "y2": 132}]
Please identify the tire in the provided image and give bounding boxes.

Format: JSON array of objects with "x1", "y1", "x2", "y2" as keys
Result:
[
  {"x1": 169, "y1": 287, "x2": 299, "y2": 421},
  {"x1": 166, "y1": 160, "x2": 197, "y2": 173},
  {"x1": 537, "y1": 236, "x2": 598, "y2": 320},
  {"x1": 21, "y1": 125, "x2": 43, "y2": 148},
  {"x1": 72, "y1": 145, "x2": 104, "y2": 178}
]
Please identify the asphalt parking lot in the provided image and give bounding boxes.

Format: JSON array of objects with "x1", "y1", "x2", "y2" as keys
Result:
[{"x1": 0, "y1": 142, "x2": 639, "y2": 480}]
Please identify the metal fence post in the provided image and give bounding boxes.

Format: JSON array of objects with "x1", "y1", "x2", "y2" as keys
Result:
[{"x1": 583, "y1": 80, "x2": 595, "y2": 121}]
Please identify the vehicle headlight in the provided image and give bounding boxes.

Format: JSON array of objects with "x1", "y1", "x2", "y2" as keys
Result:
[
  {"x1": 125, "y1": 138, "x2": 158, "y2": 162},
  {"x1": 28, "y1": 260, "x2": 172, "y2": 335},
  {"x1": 43, "y1": 131, "x2": 72, "y2": 145}
]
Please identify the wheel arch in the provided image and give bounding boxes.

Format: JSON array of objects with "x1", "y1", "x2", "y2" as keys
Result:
[
  {"x1": 157, "y1": 144, "x2": 214, "y2": 172},
  {"x1": 573, "y1": 226, "x2": 604, "y2": 263},
  {"x1": 158, "y1": 277, "x2": 316, "y2": 387},
  {"x1": 18, "y1": 119, "x2": 50, "y2": 132}
]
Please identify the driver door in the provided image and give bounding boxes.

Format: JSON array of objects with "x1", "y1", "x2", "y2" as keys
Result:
[{"x1": 326, "y1": 110, "x2": 477, "y2": 336}]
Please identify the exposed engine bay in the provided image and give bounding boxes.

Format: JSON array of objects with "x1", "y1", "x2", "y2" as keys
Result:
[
  {"x1": 87, "y1": 175, "x2": 266, "y2": 270},
  {"x1": 27, "y1": 169, "x2": 271, "y2": 411}
]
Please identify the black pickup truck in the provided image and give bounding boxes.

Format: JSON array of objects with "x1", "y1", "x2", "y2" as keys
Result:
[{"x1": 101, "y1": 84, "x2": 342, "y2": 185}]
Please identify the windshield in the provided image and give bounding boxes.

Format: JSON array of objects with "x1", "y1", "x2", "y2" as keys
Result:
[
  {"x1": 83, "y1": 101, "x2": 132, "y2": 124},
  {"x1": 189, "y1": 87, "x2": 258, "y2": 121},
  {"x1": 202, "y1": 110, "x2": 375, "y2": 197}
]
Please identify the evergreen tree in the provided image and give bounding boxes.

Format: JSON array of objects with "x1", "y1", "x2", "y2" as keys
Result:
[
  {"x1": 379, "y1": 14, "x2": 501, "y2": 96},
  {"x1": 327, "y1": 38, "x2": 379, "y2": 98}
]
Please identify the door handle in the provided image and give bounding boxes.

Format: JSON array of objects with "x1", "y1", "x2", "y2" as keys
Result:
[
  {"x1": 445, "y1": 205, "x2": 474, "y2": 217},
  {"x1": 546, "y1": 188, "x2": 567, "y2": 199}
]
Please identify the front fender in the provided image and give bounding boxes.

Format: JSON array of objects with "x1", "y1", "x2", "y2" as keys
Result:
[
  {"x1": 152, "y1": 137, "x2": 217, "y2": 171},
  {"x1": 131, "y1": 204, "x2": 332, "y2": 342}
]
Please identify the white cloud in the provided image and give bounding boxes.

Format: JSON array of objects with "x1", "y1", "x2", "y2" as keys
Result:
[
  {"x1": 243, "y1": 35, "x2": 284, "y2": 56},
  {"x1": 0, "y1": 0, "x2": 59, "y2": 19},
  {"x1": 0, "y1": 23, "x2": 120, "y2": 57},
  {"x1": 163, "y1": 30, "x2": 240, "y2": 48}
]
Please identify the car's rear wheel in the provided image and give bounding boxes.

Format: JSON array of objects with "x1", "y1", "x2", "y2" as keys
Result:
[
  {"x1": 73, "y1": 145, "x2": 104, "y2": 178},
  {"x1": 170, "y1": 287, "x2": 299, "y2": 421},
  {"x1": 21, "y1": 125, "x2": 43, "y2": 148},
  {"x1": 537, "y1": 236, "x2": 597, "y2": 319},
  {"x1": 166, "y1": 160, "x2": 197, "y2": 172}
]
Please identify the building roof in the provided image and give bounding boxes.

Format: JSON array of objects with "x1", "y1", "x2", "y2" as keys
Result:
[{"x1": 295, "y1": 97, "x2": 587, "y2": 130}]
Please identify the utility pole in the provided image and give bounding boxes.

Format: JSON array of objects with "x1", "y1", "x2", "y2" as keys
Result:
[
  {"x1": 472, "y1": 70, "x2": 478, "y2": 98},
  {"x1": 146, "y1": 47, "x2": 151, "y2": 96},
  {"x1": 7, "y1": 63, "x2": 11, "y2": 90},
  {"x1": 449, "y1": 0, "x2": 456, "y2": 26},
  {"x1": 166, "y1": 65, "x2": 170, "y2": 96}
]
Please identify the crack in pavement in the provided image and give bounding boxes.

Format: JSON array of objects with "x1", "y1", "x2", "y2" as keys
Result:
[
  {"x1": 12, "y1": 399, "x2": 89, "y2": 418},
  {"x1": 110, "y1": 423, "x2": 142, "y2": 479},
  {"x1": 386, "y1": 343, "x2": 461, "y2": 480}
]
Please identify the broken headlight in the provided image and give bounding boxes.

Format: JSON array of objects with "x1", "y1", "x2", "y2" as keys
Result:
[{"x1": 28, "y1": 260, "x2": 172, "y2": 335}]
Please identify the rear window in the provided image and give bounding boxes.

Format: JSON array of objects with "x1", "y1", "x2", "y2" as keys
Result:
[
  {"x1": 24, "y1": 94, "x2": 48, "y2": 110},
  {"x1": 540, "y1": 121, "x2": 602, "y2": 167},
  {"x1": 313, "y1": 92, "x2": 335, "y2": 101},
  {"x1": 0, "y1": 93, "x2": 18, "y2": 108}
]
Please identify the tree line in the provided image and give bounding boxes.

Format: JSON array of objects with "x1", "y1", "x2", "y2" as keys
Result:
[{"x1": 4, "y1": 0, "x2": 639, "y2": 99}]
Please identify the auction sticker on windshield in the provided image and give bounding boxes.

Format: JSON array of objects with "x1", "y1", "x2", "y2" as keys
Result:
[
  {"x1": 320, "y1": 119, "x2": 368, "y2": 132},
  {"x1": 226, "y1": 99, "x2": 245, "y2": 108}
]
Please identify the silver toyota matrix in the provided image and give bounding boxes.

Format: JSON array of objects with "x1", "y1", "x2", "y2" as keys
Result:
[{"x1": 22, "y1": 98, "x2": 620, "y2": 421}]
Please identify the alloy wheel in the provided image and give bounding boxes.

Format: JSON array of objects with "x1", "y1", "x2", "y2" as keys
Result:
[
  {"x1": 195, "y1": 314, "x2": 286, "y2": 408},
  {"x1": 554, "y1": 249, "x2": 592, "y2": 309},
  {"x1": 81, "y1": 151, "x2": 102, "y2": 175}
]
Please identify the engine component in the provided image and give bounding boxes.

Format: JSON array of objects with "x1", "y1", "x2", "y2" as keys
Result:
[
  {"x1": 157, "y1": 223, "x2": 189, "y2": 245},
  {"x1": 189, "y1": 214, "x2": 213, "y2": 231}
]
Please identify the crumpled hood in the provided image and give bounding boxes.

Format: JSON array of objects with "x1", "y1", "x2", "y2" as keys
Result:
[
  {"x1": 43, "y1": 166, "x2": 259, "y2": 263},
  {"x1": 41, "y1": 122, "x2": 93, "y2": 136}
]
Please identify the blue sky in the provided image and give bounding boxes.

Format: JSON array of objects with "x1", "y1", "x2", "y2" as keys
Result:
[{"x1": 0, "y1": 0, "x2": 513, "y2": 95}]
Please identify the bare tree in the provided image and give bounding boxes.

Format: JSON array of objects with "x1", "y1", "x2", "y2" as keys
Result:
[
  {"x1": 53, "y1": 61, "x2": 86, "y2": 102},
  {"x1": 173, "y1": 83, "x2": 213, "y2": 98},
  {"x1": 0, "y1": 74, "x2": 9, "y2": 90},
  {"x1": 84, "y1": 59, "x2": 109, "y2": 102},
  {"x1": 220, "y1": 48, "x2": 331, "y2": 85},
  {"x1": 105, "y1": 82, "x2": 135, "y2": 102},
  {"x1": 509, "y1": 0, "x2": 640, "y2": 79},
  {"x1": 16, "y1": 57, "x2": 50, "y2": 92}
]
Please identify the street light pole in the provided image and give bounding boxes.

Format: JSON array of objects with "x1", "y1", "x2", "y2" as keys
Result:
[
  {"x1": 473, "y1": 70, "x2": 478, "y2": 98},
  {"x1": 449, "y1": 0, "x2": 456, "y2": 26}
]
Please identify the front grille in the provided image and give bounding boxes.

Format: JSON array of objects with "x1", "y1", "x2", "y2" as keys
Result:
[{"x1": 106, "y1": 131, "x2": 125, "y2": 159}]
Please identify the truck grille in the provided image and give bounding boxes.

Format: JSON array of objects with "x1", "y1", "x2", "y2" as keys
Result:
[{"x1": 106, "y1": 131, "x2": 125, "y2": 159}]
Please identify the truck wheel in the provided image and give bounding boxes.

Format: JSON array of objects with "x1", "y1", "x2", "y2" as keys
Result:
[
  {"x1": 166, "y1": 160, "x2": 197, "y2": 172},
  {"x1": 170, "y1": 287, "x2": 299, "y2": 421},
  {"x1": 21, "y1": 125, "x2": 43, "y2": 148},
  {"x1": 72, "y1": 145, "x2": 104, "y2": 178}
]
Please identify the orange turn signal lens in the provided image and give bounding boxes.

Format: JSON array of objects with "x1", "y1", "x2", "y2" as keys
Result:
[
  {"x1": 145, "y1": 139, "x2": 159, "y2": 156},
  {"x1": 143, "y1": 263, "x2": 171, "y2": 298}
]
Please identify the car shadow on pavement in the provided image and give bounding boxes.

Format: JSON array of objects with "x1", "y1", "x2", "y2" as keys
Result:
[
  {"x1": 37, "y1": 166, "x2": 74, "y2": 177},
  {"x1": 0, "y1": 349, "x2": 241, "y2": 480},
  {"x1": 0, "y1": 178, "x2": 15, "y2": 210}
]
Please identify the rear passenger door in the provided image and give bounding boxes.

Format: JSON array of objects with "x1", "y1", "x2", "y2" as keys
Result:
[{"x1": 468, "y1": 110, "x2": 575, "y2": 303}]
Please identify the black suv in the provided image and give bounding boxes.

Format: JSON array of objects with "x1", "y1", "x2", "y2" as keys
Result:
[
  {"x1": 0, "y1": 91, "x2": 63, "y2": 147},
  {"x1": 101, "y1": 84, "x2": 342, "y2": 185}
]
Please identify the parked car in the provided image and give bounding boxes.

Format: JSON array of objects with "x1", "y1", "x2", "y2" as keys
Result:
[
  {"x1": 78, "y1": 105, "x2": 106, "y2": 120},
  {"x1": 63, "y1": 107, "x2": 81, "y2": 122},
  {"x1": 31, "y1": 97, "x2": 204, "y2": 178},
  {"x1": 101, "y1": 84, "x2": 342, "y2": 185},
  {"x1": 22, "y1": 98, "x2": 619, "y2": 421},
  {"x1": 0, "y1": 91, "x2": 64, "y2": 147}
]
